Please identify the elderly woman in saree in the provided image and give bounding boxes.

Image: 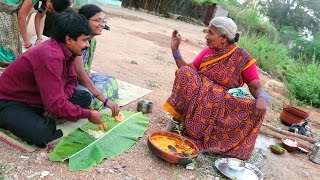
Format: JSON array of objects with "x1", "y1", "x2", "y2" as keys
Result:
[
  {"x1": 75, "y1": 4, "x2": 120, "y2": 116},
  {"x1": 163, "y1": 17, "x2": 269, "y2": 160}
]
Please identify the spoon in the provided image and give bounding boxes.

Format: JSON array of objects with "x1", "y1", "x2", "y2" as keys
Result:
[{"x1": 168, "y1": 145, "x2": 178, "y2": 153}]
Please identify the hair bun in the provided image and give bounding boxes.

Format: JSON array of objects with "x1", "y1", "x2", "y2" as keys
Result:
[{"x1": 234, "y1": 33, "x2": 240, "y2": 42}]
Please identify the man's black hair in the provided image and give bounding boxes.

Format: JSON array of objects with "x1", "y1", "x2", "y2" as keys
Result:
[
  {"x1": 43, "y1": 7, "x2": 76, "y2": 37},
  {"x1": 50, "y1": 13, "x2": 92, "y2": 43},
  {"x1": 52, "y1": 0, "x2": 70, "y2": 13}
]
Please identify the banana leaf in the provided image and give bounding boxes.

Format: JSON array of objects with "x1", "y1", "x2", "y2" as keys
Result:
[{"x1": 49, "y1": 111, "x2": 149, "y2": 171}]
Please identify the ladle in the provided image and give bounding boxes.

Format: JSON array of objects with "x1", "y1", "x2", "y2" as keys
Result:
[{"x1": 167, "y1": 145, "x2": 216, "y2": 156}]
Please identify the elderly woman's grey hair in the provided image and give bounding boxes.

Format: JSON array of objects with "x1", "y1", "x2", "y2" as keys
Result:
[{"x1": 209, "y1": 17, "x2": 240, "y2": 43}]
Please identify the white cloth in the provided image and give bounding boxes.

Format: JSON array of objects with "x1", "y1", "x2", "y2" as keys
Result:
[{"x1": 209, "y1": 17, "x2": 237, "y2": 40}]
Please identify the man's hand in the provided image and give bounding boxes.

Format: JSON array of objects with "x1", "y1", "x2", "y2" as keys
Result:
[{"x1": 89, "y1": 111, "x2": 103, "y2": 124}]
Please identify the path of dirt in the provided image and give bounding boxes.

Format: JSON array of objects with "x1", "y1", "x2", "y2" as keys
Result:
[{"x1": 0, "y1": 4, "x2": 319, "y2": 180}]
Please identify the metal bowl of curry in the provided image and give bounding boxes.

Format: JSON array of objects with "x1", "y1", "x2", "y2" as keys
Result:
[{"x1": 147, "y1": 131, "x2": 199, "y2": 165}]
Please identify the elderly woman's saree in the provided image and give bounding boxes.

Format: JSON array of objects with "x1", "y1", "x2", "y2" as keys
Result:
[{"x1": 163, "y1": 45, "x2": 264, "y2": 160}]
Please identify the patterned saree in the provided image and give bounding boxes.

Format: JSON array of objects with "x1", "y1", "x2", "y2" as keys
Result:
[{"x1": 163, "y1": 45, "x2": 264, "y2": 160}]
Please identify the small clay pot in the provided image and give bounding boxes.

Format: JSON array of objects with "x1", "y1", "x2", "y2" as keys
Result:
[
  {"x1": 297, "y1": 144, "x2": 310, "y2": 153},
  {"x1": 281, "y1": 138, "x2": 299, "y2": 152},
  {"x1": 283, "y1": 105, "x2": 309, "y2": 119},
  {"x1": 280, "y1": 110, "x2": 303, "y2": 126},
  {"x1": 269, "y1": 145, "x2": 285, "y2": 155}
]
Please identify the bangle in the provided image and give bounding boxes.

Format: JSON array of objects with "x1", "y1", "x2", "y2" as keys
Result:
[
  {"x1": 103, "y1": 98, "x2": 109, "y2": 107},
  {"x1": 172, "y1": 50, "x2": 181, "y2": 60},
  {"x1": 24, "y1": 43, "x2": 32, "y2": 48},
  {"x1": 257, "y1": 92, "x2": 269, "y2": 104}
]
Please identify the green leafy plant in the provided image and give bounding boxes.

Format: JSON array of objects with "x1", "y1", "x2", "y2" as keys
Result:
[
  {"x1": 273, "y1": 145, "x2": 286, "y2": 151},
  {"x1": 238, "y1": 34, "x2": 293, "y2": 78},
  {"x1": 282, "y1": 62, "x2": 320, "y2": 107}
]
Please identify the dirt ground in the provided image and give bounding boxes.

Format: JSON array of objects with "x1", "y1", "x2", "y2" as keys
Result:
[{"x1": 1, "y1": 4, "x2": 320, "y2": 180}]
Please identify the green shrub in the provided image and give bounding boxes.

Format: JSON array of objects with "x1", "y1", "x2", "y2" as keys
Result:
[
  {"x1": 282, "y1": 62, "x2": 320, "y2": 107},
  {"x1": 238, "y1": 34, "x2": 293, "y2": 78}
]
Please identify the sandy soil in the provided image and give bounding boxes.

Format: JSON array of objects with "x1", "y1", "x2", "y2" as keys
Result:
[{"x1": 1, "y1": 4, "x2": 320, "y2": 180}]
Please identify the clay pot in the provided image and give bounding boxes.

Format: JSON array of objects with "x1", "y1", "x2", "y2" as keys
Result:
[
  {"x1": 280, "y1": 110, "x2": 303, "y2": 126},
  {"x1": 269, "y1": 145, "x2": 286, "y2": 155},
  {"x1": 281, "y1": 138, "x2": 299, "y2": 152},
  {"x1": 147, "y1": 131, "x2": 199, "y2": 165},
  {"x1": 283, "y1": 105, "x2": 309, "y2": 119},
  {"x1": 297, "y1": 144, "x2": 310, "y2": 154}
]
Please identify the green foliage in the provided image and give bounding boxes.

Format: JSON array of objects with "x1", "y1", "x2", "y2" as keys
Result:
[
  {"x1": 0, "y1": 164, "x2": 5, "y2": 180},
  {"x1": 238, "y1": 34, "x2": 293, "y2": 77},
  {"x1": 191, "y1": 0, "x2": 226, "y2": 4},
  {"x1": 289, "y1": 35, "x2": 320, "y2": 64},
  {"x1": 278, "y1": 26, "x2": 300, "y2": 45},
  {"x1": 229, "y1": 9, "x2": 275, "y2": 37},
  {"x1": 282, "y1": 62, "x2": 320, "y2": 107},
  {"x1": 259, "y1": 0, "x2": 320, "y2": 36}
]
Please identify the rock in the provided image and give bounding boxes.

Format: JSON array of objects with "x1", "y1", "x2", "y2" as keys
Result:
[
  {"x1": 20, "y1": 155, "x2": 29, "y2": 159},
  {"x1": 186, "y1": 162, "x2": 195, "y2": 170},
  {"x1": 96, "y1": 168, "x2": 105, "y2": 174},
  {"x1": 40, "y1": 171, "x2": 49, "y2": 178}
]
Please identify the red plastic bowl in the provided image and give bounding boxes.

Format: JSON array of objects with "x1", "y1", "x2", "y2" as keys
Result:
[
  {"x1": 280, "y1": 110, "x2": 303, "y2": 126},
  {"x1": 147, "y1": 131, "x2": 199, "y2": 165},
  {"x1": 283, "y1": 105, "x2": 309, "y2": 119}
]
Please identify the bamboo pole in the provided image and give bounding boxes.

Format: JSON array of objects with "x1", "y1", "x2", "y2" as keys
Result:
[
  {"x1": 261, "y1": 123, "x2": 318, "y2": 144},
  {"x1": 260, "y1": 126, "x2": 313, "y2": 150}
]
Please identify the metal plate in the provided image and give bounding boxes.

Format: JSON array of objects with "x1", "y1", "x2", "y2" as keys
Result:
[{"x1": 215, "y1": 158, "x2": 263, "y2": 180}]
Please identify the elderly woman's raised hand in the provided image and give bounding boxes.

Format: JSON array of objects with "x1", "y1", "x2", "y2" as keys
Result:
[{"x1": 171, "y1": 29, "x2": 181, "y2": 52}]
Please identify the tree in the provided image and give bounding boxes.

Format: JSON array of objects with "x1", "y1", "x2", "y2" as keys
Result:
[{"x1": 258, "y1": 0, "x2": 320, "y2": 37}]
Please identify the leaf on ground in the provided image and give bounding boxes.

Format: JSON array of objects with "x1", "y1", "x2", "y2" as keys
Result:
[{"x1": 49, "y1": 111, "x2": 149, "y2": 171}]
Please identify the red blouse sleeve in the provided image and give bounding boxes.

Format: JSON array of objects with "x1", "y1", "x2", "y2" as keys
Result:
[
  {"x1": 242, "y1": 63, "x2": 259, "y2": 84},
  {"x1": 192, "y1": 48, "x2": 212, "y2": 70}
]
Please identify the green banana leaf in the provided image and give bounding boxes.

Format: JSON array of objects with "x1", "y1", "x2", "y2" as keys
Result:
[{"x1": 49, "y1": 111, "x2": 149, "y2": 171}]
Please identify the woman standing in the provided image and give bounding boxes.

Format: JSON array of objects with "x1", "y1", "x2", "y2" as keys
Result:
[
  {"x1": 0, "y1": 0, "x2": 69, "y2": 65},
  {"x1": 163, "y1": 17, "x2": 268, "y2": 160}
]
